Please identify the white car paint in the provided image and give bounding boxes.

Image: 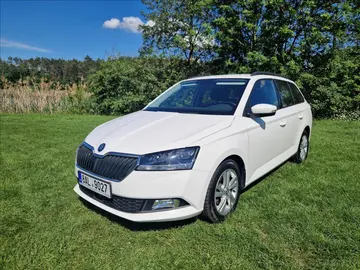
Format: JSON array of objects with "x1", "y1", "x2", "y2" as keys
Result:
[
  {"x1": 74, "y1": 74, "x2": 312, "y2": 222},
  {"x1": 250, "y1": 103, "x2": 277, "y2": 115},
  {"x1": 86, "y1": 111, "x2": 234, "y2": 155}
]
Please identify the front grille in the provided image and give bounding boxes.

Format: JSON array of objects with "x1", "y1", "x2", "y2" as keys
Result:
[
  {"x1": 80, "y1": 185, "x2": 145, "y2": 213},
  {"x1": 76, "y1": 144, "x2": 138, "y2": 181}
]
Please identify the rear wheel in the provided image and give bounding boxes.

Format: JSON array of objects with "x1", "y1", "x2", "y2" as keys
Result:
[
  {"x1": 202, "y1": 159, "x2": 243, "y2": 223},
  {"x1": 293, "y1": 131, "x2": 309, "y2": 163}
]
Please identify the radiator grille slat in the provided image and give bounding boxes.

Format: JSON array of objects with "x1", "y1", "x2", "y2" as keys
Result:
[{"x1": 76, "y1": 144, "x2": 138, "y2": 181}]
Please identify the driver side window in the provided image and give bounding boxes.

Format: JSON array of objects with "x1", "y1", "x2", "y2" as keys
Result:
[{"x1": 246, "y1": 79, "x2": 279, "y2": 111}]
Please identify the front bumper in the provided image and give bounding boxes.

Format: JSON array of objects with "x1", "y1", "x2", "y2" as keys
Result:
[{"x1": 74, "y1": 166, "x2": 212, "y2": 222}]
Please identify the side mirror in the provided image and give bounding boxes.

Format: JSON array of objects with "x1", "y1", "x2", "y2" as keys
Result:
[{"x1": 250, "y1": 104, "x2": 277, "y2": 117}]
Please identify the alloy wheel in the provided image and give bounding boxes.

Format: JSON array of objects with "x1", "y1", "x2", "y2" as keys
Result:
[
  {"x1": 214, "y1": 168, "x2": 239, "y2": 216},
  {"x1": 299, "y1": 134, "x2": 308, "y2": 161}
]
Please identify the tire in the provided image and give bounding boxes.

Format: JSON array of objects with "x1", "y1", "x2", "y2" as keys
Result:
[
  {"x1": 201, "y1": 159, "x2": 244, "y2": 223},
  {"x1": 292, "y1": 131, "x2": 309, "y2": 164}
]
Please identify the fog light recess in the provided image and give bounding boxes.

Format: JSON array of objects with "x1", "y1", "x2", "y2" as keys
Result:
[
  {"x1": 141, "y1": 198, "x2": 189, "y2": 212},
  {"x1": 152, "y1": 199, "x2": 180, "y2": 210}
]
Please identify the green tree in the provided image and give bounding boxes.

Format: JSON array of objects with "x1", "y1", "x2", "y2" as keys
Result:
[
  {"x1": 212, "y1": 0, "x2": 358, "y2": 72},
  {"x1": 141, "y1": 0, "x2": 216, "y2": 65}
]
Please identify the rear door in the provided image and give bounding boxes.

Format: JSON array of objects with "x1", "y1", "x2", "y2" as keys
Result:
[
  {"x1": 287, "y1": 82, "x2": 310, "y2": 144},
  {"x1": 274, "y1": 79, "x2": 299, "y2": 151}
]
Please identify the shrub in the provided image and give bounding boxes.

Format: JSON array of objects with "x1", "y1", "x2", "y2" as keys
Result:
[{"x1": 87, "y1": 57, "x2": 200, "y2": 115}]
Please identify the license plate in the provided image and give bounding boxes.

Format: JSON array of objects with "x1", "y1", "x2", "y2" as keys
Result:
[{"x1": 78, "y1": 172, "x2": 112, "y2": 198}]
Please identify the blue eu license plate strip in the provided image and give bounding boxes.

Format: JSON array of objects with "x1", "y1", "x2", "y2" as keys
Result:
[{"x1": 78, "y1": 171, "x2": 83, "y2": 183}]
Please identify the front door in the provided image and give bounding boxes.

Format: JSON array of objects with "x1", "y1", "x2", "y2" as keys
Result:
[{"x1": 243, "y1": 79, "x2": 294, "y2": 183}]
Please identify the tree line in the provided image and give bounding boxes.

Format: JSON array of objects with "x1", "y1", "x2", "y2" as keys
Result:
[{"x1": 0, "y1": 56, "x2": 104, "y2": 88}]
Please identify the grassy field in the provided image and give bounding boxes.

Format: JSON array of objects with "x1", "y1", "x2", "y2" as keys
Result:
[{"x1": 1, "y1": 114, "x2": 359, "y2": 269}]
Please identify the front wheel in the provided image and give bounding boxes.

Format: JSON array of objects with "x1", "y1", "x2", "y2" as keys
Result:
[
  {"x1": 293, "y1": 131, "x2": 309, "y2": 164},
  {"x1": 202, "y1": 159, "x2": 243, "y2": 223}
]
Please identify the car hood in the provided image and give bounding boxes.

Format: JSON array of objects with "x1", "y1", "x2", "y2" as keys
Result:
[{"x1": 85, "y1": 110, "x2": 234, "y2": 155}]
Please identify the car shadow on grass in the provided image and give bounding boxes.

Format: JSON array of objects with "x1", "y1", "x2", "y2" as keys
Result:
[
  {"x1": 241, "y1": 160, "x2": 288, "y2": 194},
  {"x1": 79, "y1": 198, "x2": 197, "y2": 231},
  {"x1": 79, "y1": 160, "x2": 289, "y2": 231}
]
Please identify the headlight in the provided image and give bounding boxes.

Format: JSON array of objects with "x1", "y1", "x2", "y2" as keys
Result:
[{"x1": 136, "y1": 147, "x2": 200, "y2": 171}]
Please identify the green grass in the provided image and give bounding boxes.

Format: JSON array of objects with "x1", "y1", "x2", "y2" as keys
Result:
[{"x1": 1, "y1": 114, "x2": 359, "y2": 270}]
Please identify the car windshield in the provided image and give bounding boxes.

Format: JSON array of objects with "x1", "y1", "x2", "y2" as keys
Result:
[{"x1": 144, "y1": 79, "x2": 250, "y2": 115}]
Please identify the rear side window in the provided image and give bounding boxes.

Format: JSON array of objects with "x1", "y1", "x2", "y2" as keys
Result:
[
  {"x1": 288, "y1": 83, "x2": 304, "y2": 104},
  {"x1": 275, "y1": 80, "x2": 295, "y2": 108},
  {"x1": 246, "y1": 79, "x2": 279, "y2": 111}
]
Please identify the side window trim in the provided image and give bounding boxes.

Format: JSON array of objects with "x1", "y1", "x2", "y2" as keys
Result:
[
  {"x1": 274, "y1": 79, "x2": 296, "y2": 109},
  {"x1": 273, "y1": 79, "x2": 283, "y2": 109},
  {"x1": 243, "y1": 78, "x2": 278, "y2": 117},
  {"x1": 287, "y1": 82, "x2": 305, "y2": 104}
]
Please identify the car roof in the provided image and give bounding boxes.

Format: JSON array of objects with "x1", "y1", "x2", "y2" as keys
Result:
[
  {"x1": 183, "y1": 74, "x2": 252, "y2": 81},
  {"x1": 183, "y1": 74, "x2": 294, "y2": 83}
]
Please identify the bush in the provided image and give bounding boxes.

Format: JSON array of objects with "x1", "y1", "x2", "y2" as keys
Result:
[
  {"x1": 297, "y1": 48, "x2": 360, "y2": 119},
  {"x1": 87, "y1": 57, "x2": 201, "y2": 115}
]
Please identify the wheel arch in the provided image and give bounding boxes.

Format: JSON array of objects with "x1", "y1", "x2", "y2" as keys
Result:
[
  {"x1": 304, "y1": 125, "x2": 310, "y2": 137},
  {"x1": 222, "y1": 154, "x2": 246, "y2": 189}
]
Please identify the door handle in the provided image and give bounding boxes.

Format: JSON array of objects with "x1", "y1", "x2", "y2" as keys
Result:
[
  {"x1": 280, "y1": 121, "x2": 287, "y2": 127},
  {"x1": 298, "y1": 115, "x2": 304, "y2": 120}
]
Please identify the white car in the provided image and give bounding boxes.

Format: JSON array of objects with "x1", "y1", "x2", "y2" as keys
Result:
[{"x1": 74, "y1": 72, "x2": 312, "y2": 223}]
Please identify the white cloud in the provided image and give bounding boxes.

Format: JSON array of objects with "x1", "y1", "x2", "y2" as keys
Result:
[
  {"x1": 0, "y1": 38, "x2": 51, "y2": 53},
  {"x1": 102, "y1": 18, "x2": 121, "y2": 29},
  {"x1": 103, "y1": 17, "x2": 154, "y2": 33}
]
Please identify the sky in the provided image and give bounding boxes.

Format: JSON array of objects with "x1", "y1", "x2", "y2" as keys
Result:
[{"x1": 0, "y1": 0, "x2": 152, "y2": 60}]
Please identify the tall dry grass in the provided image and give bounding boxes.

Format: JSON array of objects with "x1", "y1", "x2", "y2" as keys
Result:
[
  {"x1": 0, "y1": 88, "x2": 69, "y2": 113},
  {"x1": 0, "y1": 77, "x2": 91, "y2": 113}
]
